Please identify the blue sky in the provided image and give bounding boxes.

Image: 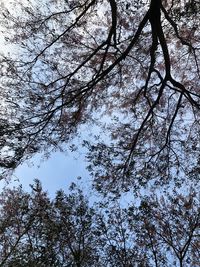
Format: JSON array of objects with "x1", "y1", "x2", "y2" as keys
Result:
[{"x1": 0, "y1": 151, "x2": 90, "y2": 197}]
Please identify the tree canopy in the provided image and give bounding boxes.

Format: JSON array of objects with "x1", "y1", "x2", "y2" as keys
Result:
[
  {"x1": 0, "y1": 181, "x2": 199, "y2": 266},
  {"x1": 0, "y1": 1, "x2": 199, "y2": 265},
  {"x1": 0, "y1": 0, "x2": 200, "y2": 192}
]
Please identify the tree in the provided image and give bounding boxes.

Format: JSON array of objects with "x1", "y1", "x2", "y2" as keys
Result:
[
  {"x1": 95, "y1": 203, "x2": 138, "y2": 266},
  {"x1": 132, "y1": 188, "x2": 200, "y2": 266},
  {"x1": 0, "y1": 0, "x2": 200, "y2": 191},
  {"x1": 0, "y1": 180, "x2": 55, "y2": 266},
  {"x1": 0, "y1": 181, "x2": 100, "y2": 266},
  {"x1": 53, "y1": 183, "x2": 100, "y2": 267},
  {"x1": 95, "y1": 186, "x2": 200, "y2": 266},
  {"x1": 0, "y1": 181, "x2": 198, "y2": 266}
]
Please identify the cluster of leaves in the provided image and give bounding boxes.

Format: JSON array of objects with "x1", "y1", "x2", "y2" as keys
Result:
[
  {"x1": 0, "y1": 0, "x2": 199, "y2": 192},
  {"x1": 0, "y1": 180, "x2": 199, "y2": 266}
]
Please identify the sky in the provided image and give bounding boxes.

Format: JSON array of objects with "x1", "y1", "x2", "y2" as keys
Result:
[{"x1": 0, "y1": 151, "x2": 90, "y2": 197}]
